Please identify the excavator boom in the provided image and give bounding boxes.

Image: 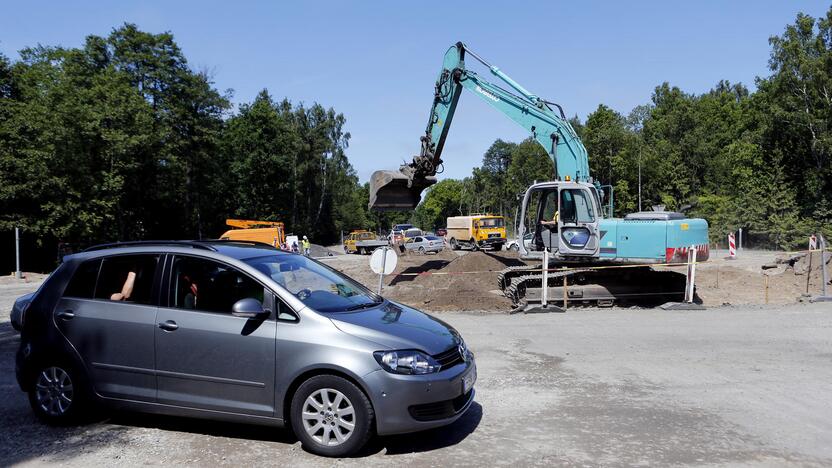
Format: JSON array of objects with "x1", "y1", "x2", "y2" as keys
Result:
[{"x1": 369, "y1": 42, "x2": 589, "y2": 211}]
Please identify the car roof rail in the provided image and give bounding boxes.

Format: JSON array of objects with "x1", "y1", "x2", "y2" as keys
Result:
[
  {"x1": 197, "y1": 239, "x2": 280, "y2": 250},
  {"x1": 82, "y1": 240, "x2": 218, "y2": 253}
]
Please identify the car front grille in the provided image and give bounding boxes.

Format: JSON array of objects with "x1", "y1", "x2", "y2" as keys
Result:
[
  {"x1": 433, "y1": 346, "x2": 464, "y2": 370},
  {"x1": 408, "y1": 390, "x2": 474, "y2": 421}
]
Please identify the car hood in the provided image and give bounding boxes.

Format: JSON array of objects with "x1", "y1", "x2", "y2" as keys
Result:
[{"x1": 328, "y1": 301, "x2": 460, "y2": 355}]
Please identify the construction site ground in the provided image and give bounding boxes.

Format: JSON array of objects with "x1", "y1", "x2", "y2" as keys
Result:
[
  {"x1": 1, "y1": 248, "x2": 830, "y2": 465},
  {"x1": 319, "y1": 246, "x2": 830, "y2": 312},
  {"x1": 2, "y1": 275, "x2": 831, "y2": 466}
]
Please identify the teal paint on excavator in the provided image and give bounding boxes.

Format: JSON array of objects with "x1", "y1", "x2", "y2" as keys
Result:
[{"x1": 427, "y1": 43, "x2": 590, "y2": 183}]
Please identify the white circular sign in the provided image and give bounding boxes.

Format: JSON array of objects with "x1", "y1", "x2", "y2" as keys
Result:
[{"x1": 370, "y1": 247, "x2": 397, "y2": 275}]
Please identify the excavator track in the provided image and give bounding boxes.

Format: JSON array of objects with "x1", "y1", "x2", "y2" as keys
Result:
[
  {"x1": 498, "y1": 265, "x2": 687, "y2": 311},
  {"x1": 496, "y1": 265, "x2": 534, "y2": 291}
]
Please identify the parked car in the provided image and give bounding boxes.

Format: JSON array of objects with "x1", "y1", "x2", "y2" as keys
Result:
[
  {"x1": 403, "y1": 228, "x2": 423, "y2": 240},
  {"x1": 14, "y1": 240, "x2": 476, "y2": 457},
  {"x1": 507, "y1": 233, "x2": 534, "y2": 252},
  {"x1": 404, "y1": 235, "x2": 445, "y2": 254},
  {"x1": 388, "y1": 224, "x2": 414, "y2": 244}
]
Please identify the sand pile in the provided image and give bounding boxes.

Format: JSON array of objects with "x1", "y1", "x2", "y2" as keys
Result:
[{"x1": 383, "y1": 251, "x2": 529, "y2": 311}]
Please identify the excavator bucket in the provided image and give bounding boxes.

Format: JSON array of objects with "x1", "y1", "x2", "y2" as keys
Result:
[{"x1": 368, "y1": 170, "x2": 437, "y2": 211}]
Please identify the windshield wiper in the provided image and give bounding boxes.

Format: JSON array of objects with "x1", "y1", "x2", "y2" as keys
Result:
[{"x1": 344, "y1": 301, "x2": 381, "y2": 311}]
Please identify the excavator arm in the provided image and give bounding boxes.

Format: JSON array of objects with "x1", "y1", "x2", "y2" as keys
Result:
[{"x1": 369, "y1": 42, "x2": 590, "y2": 210}]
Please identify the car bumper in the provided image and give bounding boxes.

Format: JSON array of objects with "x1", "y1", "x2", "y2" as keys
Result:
[
  {"x1": 478, "y1": 238, "x2": 505, "y2": 246},
  {"x1": 362, "y1": 358, "x2": 476, "y2": 435}
]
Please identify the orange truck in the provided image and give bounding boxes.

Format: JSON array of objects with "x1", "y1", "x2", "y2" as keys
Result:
[{"x1": 219, "y1": 219, "x2": 285, "y2": 247}]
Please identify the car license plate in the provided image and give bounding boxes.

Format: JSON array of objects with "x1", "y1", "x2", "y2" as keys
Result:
[{"x1": 462, "y1": 367, "x2": 476, "y2": 393}]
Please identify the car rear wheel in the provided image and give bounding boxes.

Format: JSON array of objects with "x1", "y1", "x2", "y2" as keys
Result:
[
  {"x1": 290, "y1": 375, "x2": 374, "y2": 457},
  {"x1": 510, "y1": 243, "x2": 519, "y2": 252},
  {"x1": 418, "y1": 246, "x2": 426, "y2": 254},
  {"x1": 450, "y1": 238, "x2": 459, "y2": 250},
  {"x1": 28, "y1": 363, "x2": 89, "y2": 425}
]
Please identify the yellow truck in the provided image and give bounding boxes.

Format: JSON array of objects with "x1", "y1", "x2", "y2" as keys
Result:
[
  {"x1": 446, "y1": 215, "x2": 507, "y2": 251},
  {"x1": 219, "y1": 219, "x2": 285, "y2": 247},
  {"x1": 344, "y1": 230, "x2": 388, "y2": 254}
]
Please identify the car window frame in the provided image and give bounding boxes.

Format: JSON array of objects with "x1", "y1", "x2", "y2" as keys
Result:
[
  {"x1": 159, "y1": 252, "x2": 301, "y2": 324},
  {"x1": 62, "y1": 253, "x2": 164, "y2": 306},
  {"x1": 61, "y1": 257, "x2": 103, "y2": 300},
  {"x1": 162, "y1": 253, "x2": 280, "y2": 320}
]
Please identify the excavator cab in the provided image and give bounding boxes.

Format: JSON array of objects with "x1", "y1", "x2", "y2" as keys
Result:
[
  {"x1": 368, "y1": 170, "x2": 437, "y2": 211},
  {"x1": 519, "y1": 181, "x2": 601, "y2": 259}
]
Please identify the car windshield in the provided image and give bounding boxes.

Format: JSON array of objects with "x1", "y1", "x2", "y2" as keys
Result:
[
  {"x1": 479, "y1": 218, "x2": 504, "y2": 227},
  {"x1": 243, "y1": 254, "x2": 381, "y2": 313},
  {"x1": 425, "y1": 236, "x2": 440, "y2": 241}
]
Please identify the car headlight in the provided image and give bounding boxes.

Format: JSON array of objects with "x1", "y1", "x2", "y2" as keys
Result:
[{"x1": 373, "y1": 350, "x2": 440, "y2": 375}]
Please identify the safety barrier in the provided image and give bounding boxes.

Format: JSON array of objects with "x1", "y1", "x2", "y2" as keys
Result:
[{"x1": 727, "y1": 233, "x2": 737, "y2": 259}]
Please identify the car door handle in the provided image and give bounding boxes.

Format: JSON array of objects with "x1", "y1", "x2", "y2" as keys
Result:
[
  {"x1": 158, "y1": 320, "x2": 179, "y2": 331},
  {"x1": 56, "y1": 310, "x2": 75, "y2": 320}
]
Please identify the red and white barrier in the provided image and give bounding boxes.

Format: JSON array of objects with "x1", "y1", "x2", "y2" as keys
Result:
[
  {"x1": 727, "y1": 232, "x2": 737, "y2": 259},
  {"x1": 809, "y1": 234, "x2": 818, "y2": 251}
]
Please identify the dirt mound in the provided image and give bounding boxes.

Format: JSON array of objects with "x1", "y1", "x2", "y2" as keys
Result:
[{"x1": 383, "y1": 251, "x2": 530, "y2": 312}]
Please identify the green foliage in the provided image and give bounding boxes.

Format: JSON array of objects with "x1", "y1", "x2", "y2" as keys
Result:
[
  {"x1": 5, "y1": 8, "x2": 832, "y2": 260},
  {"x1": 0, "y1": 23, "x2": 367, "y2": 254},
  {"x1": 414, "y1": 179, "x2": 465, "y2": 230}
]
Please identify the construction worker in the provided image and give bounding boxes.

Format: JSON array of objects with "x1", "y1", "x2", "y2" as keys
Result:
[
  {"x1": 302, "y1": 236, "x2": 311, "y2": 256},
  {"x1": 540, "y1": 210, "x2": 559, "y2": 227}
]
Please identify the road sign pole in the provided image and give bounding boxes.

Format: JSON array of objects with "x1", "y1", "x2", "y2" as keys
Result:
[{"x1": 378, "y1": 247, "x2": 387, "y2": 295}]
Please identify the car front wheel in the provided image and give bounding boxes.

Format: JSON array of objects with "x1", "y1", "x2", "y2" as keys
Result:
[{"x1": 290, "y1": 375, "x2": 374, "y2": 457}]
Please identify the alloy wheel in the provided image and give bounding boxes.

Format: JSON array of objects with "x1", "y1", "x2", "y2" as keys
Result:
[
  {"x1": 35, "y1": 367, "x2": 74, "y2": 416},
  {"x1": 301, "y1": 388, "x2": 356, "y2": 447}
]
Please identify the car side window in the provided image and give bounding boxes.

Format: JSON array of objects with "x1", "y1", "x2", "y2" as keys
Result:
[
  {"x1": 94, "y1": 255, "x2": 159, "y2": 305},
  {"x1": 275, "y1": 294, "x2": 299, "y2": 322},
  {"x1": 170, "y1": 256, "x2": 264, "y2": 314},
  {"x1": 63, "y1": 259, "x2": 102, "y2": 299}
]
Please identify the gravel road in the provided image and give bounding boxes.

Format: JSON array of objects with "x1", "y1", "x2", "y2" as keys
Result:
[{"x1": 2, "y1": 279, "x2": 831, "y2": 466}]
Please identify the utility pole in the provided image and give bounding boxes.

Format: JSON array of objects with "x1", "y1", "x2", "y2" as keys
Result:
[
  {"x1": 638, "y1": 152, "x2": 642, "y2": 212},
  {"x1": 15, "y1": 227, "x2": 22, "y2": 279}
]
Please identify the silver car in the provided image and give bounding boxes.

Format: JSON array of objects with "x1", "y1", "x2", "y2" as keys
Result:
[
  {"x1": 404, "y1": 235, "x2": 445, "y2": 254},
  {"x1": 14, "y1": 241, "x2": 476, "y2": 457}
]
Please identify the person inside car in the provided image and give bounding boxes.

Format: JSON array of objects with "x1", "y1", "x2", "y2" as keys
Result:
[{"x1": 110, "y1": 271, "x2": 136, "y2": 301}]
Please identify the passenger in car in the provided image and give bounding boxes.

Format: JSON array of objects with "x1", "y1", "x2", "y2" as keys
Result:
[
  {"x1": 182, "y1": 275, "x2": 198, "y2": 309},
  {"x1": 110, "y1": 271, "x2": 136, "y2": 301}
]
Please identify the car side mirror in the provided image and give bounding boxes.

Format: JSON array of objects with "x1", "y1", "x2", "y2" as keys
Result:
[{"x1": 232, "y1": 298, "x2": 269, "y2": 319}]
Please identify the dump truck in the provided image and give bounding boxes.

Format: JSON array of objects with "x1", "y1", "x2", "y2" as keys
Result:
[
  {"x1": 219, "y1": 219, "x2": 285, "y2": 247},
  {"x1": 344, "y1": 230, "x2": 388, "y2": 254},
  {"x1": 447, "y1": 215, "x2": 507, "y2": 251}
]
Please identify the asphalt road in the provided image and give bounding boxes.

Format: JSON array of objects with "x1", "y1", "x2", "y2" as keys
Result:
[{"x1": 1, "y1": 279, "x2": 831, "y2": 466}]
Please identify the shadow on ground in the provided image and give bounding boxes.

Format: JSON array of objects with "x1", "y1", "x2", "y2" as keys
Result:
[{"x1": 389, "y1": 260, "x2": 451, "y2": 285}]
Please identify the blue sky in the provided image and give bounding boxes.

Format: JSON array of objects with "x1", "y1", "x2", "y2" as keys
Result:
[{"x1": 2, "y1": 1, "x2": 829, "y2": 182}]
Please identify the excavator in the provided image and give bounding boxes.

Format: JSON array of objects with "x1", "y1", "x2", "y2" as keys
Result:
[{"x1": 369, "y1": 42, "x2": 710, "y2": 311}]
